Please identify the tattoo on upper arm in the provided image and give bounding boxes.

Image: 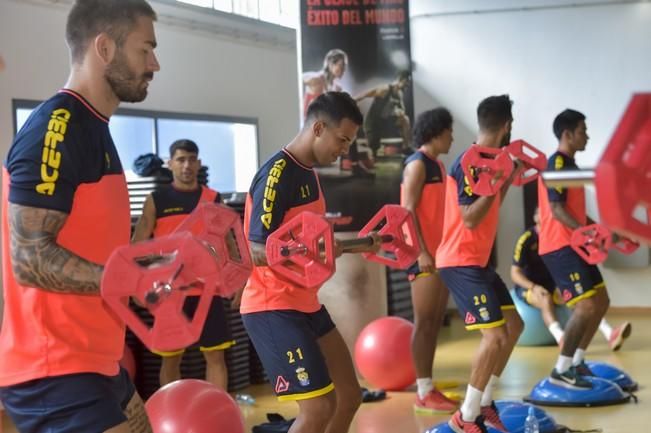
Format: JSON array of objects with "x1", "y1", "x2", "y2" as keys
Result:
[{"x1": 8, "y1": 203, "x2": 102, "y2": 294}]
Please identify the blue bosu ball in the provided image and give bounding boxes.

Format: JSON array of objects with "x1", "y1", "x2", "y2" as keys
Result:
[{"x1": 526, "y1": 376, "x2": 630, "y2": 407}]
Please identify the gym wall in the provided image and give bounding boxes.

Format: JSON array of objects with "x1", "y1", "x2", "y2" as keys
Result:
[
  {"x1": 410, "y1": 0, "x2": 651, "y2": 307},
  {"x1": 1, "y1": 0, "x2": 649, "y2": 313},
  {"x1": 0, "y1": 0, "x2": 299, "y2": 168}
]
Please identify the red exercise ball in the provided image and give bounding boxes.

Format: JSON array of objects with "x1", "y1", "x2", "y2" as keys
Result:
[
  {"x1": 119, "y1": 344, "x2": 136, "y2": 381},
  {"x1": 145, "y1": 379, "x2": 245, "y2": 433},
  {"x1": 354, "y1": 316, "x2": 416, "y2": 391}
]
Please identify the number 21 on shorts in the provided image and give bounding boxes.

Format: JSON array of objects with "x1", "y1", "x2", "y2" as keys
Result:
[{"x1": 287, "y1": 348, "x2": 304, "y2": 364}]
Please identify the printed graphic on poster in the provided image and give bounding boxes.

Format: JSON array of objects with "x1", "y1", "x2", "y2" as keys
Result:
[{"x1": 299, "y1": 0, "x2": 413, "y2": 231}]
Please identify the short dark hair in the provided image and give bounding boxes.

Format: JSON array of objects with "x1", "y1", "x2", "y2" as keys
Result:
[
  {"x1": 66, "y1": 0, "x2": 157, "y2": 63},
  {"x1": 553, "y1": 109, "x2": 586, "y2": 140},
  {"x1": 305, "y1": 91, "x2": 363, "y2": 126},
  {"x1": 477, "y1": 94, "x2": 513, "y2": 132},
  {"x1": 412, "y1": 108, "x2": 453, "y2": 146},
  {"x1": 170, "y1": 139, "x2": 199, "y2": 158}
]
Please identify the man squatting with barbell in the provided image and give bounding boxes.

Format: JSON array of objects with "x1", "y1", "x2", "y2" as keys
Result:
[
  {"x1": 239, "y1": 92, "x2": 387, "y2": 433},
  {"x1": 538, "y1": 109, "x2": 613, "y2": 390}
]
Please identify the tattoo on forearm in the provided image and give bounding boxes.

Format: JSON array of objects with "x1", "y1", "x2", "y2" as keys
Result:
[{"x1": 8, "y1": 203, "x2": 103, "y2": 294}]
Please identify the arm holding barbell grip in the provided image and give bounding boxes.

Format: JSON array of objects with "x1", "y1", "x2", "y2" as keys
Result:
[
  {"x1": 8, "y1": 204, "x2": 103, "y2": 295},
  {"x1": 249, "y1": 241, "x2": 269, "y2": 267},
  {"x1": 543, "y1": 171, "x2": 640, "y2": 245},
  {"x1": 461, "y1": 195, "x2": 500, "y2": 229},
  {"x1": 540, "y1": 169, "x2": 587, "y2": 230},
  {"x1": 499, "y1": 159, "x2": 523, "y2": 202}
]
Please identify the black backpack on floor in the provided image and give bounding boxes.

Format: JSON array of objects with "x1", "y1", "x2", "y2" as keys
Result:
[{"x1": 252, "y1": 413, "x2": 294, "y2": 433}]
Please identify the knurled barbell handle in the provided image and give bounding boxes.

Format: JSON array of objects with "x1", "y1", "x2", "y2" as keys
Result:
[
  {"x1": 280, "y1": 245, "x2": 308, "y2": 257},
  {"x1": 144, "y1": 279, "x2": 204, "y2": 304},
  {"x1": 279, "y1": 234, "x2": 394, "y2": 257},
  {"x1": 340, "y1": 234, "x2": 394, "y2": 252},
  {"x1": 542, "y1": 169, "x2": 596, "y2": 188}
]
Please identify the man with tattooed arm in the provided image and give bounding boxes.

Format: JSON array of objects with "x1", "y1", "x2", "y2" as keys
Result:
[{"x1": 0, "y1": 1, "x2": 160, "y2": 432}]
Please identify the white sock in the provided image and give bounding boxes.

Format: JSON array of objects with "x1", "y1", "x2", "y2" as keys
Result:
[
  {"x1": 599, "y1": 319, "x2": 613, "y2": 340},
  {"x1": 572, "y1": 348, "x2": 586, "y2": 366},
  {"x1": 416, "y1": 377, "x2": 434, "y2": 400},
  {"x1": 461, "y1": 385, "x2": 482, "y2": 422},
  {"x1": 555, "y1": 355, "x2": 573, "y2": 373},
  {"x1": 480, "y1": 375, "x2": 499, "y2": 407},
  {"x1": 548, "y1": 322, "x2": 564, "y2": 344}
]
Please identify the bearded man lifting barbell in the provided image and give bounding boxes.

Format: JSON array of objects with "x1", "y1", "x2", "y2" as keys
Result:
[
  {"x1": 438, "y1": 95, "x2": 524, "y2": 433},
  {"x1": 0, "y1": 1, "x2": 159, "y2": 431}
]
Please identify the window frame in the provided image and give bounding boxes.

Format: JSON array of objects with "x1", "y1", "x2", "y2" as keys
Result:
[
  {"x1": 12, "y1": 98, "x2": 261, "y2": 191},
  {"x1": 167, "y1": 0, "x2": 297, "y2": 29}
]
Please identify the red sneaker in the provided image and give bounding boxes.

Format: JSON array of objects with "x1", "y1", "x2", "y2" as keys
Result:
[
  {"x1": 609, "y1": 322, "x2": 632, "y2": 351},
  {"x1": 414, "y1": 388, "x2": 459, "y2": 414},
  {"x1": 448, "y1": 410, "x2": 488, "y2": 433},
  {"x1": 481, "y1": 401, "x2": 508, "y2": 432}
]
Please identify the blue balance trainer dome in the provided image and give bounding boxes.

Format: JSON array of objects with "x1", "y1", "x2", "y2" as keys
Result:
[
  {"x1": 526, "y1": 376, "x2": 631, "y2": 407},
  {"x1": 494, "y1": 400, "x2": 558, "y2": 433},
  {"x1": 586, "y1": 361, "x2": 638, "y2": 392},
  {"x1": 426, "y1": 423, "x2": 503, "y2": 433}
]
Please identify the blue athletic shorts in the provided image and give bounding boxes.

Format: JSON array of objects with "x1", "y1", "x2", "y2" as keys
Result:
[
  {"x1": 541, "y1": 246, "x2": 605, "y2": 307},
  {"x1": 0, "y1": 367, "x2": 135, "y2": 433},
  {"x1": 439, "y1": 266, "x2": 515, "y2": 330},
  {"x1": 242, "y1": 306, "x2": 336, "y2": 401},
  {"x1": 154, "y1": 295, "x2": 235, "y2": 356},
  {"x1": 406, "y1": 262, "x2": 436, "y2": 281}
]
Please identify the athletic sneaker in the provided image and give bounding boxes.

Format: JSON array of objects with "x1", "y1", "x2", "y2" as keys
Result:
[
  {"x1": 414, "y1": 388, "x2": 459, "y2": 414},
  {"x1": 574, "y1": 360, "x2": 595, "y2": 377},
  {"x1": 609, "y1": 322, "x2": 632, "y2": 351},
  {"x1": 481, "y1": 401, "x2": 508, "y2": 432},
  {"x1": 448, "y1": 410, "x2": 488, "y2": 433},
  {"x1": 550, "y1": 366, "x2": 592, "y2": 389}
]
